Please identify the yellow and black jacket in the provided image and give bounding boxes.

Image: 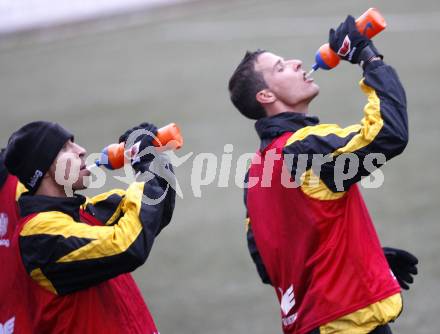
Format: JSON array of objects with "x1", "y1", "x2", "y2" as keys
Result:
[
  {"x1": 246, "y1": 60, "x2": 408, "y2": 284},
  {"x1": 244, "y1": 60, "x2": 407, "y2": 333},
  {"x1": 17, "y1": 173, "x2": 175, "y2": 296}
]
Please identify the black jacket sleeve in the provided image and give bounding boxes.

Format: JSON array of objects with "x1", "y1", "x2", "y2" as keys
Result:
[
  {"x1": 283, "y1": 61, "x2": 408, "y2": 194},
  {"x1": 243, "y1": 171, "x2": 271, "y2": 285},
  {"x1": 19, "y1": 173, "x2": 176, "y2": 295}
]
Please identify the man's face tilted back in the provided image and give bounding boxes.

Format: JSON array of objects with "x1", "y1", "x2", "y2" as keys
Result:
[
  {"x1": 4, "y1": 121, "x2": 91, "y2": 196},
  {"x1": 47, "y1": 139, "x2": 90, "y2": 192},
  {"x1": 254, "y1": 52, "x2": 320, "y2": 112}
]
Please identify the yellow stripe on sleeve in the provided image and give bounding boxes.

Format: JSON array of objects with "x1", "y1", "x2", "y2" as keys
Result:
[
  {"x1": 20, "y1": 182, "x2": 145, "y2": 263},
  {"x1": 282, "y1": 79, "x2": 383, "y2": 201},
  {"x1": 285, "y1": 80, "x2": 382, "y2": 156},
  {"x1": 285, "y1": 124, "x2": 361, "y2": 148},
  {"x1": 334, "y1": 79, "x2": 383, "y2": 155}
]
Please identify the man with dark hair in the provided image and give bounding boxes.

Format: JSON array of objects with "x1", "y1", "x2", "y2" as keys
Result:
[
  {"x1": 229, "y1": 49, "x2": 267, "y2": 120},
  {"x1": 1, "y1": 121, "x2": 175, "y2": 333},
  {"x1": 228, "y1": 16, "x2": 417, "y2": 334}
]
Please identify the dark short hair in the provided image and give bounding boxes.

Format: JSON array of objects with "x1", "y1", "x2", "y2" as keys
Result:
[{"x1": 228, "y1": 50, "x2": 268, "y2": 120}]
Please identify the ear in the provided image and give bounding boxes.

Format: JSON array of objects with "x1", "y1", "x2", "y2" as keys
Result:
[
  {"x1": 46, "y1": 157, "x2": 59, "y2": 179},
  {"x1": 256, "y1": 89, "x2": 276, "y2": 105}
]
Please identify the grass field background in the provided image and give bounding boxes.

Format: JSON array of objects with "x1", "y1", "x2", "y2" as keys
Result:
[{"x1": 1, "y1": 0, "x2": 439, "y2": 332}]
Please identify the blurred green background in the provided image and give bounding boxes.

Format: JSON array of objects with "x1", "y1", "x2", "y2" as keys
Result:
[{"x1": 1, "y1": 0, "x2": 439, "y2": 333}]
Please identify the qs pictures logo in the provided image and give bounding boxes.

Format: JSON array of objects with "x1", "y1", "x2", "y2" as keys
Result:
[
  {"x1": 0, "y1": 213, "x2": 10, "y2": 248},
  {"x1": 0, "y1": 213, "x2": 8, "y2": 238}
]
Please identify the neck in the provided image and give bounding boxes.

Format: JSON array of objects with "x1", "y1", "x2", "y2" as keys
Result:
[
  {"x1": 35, "y1": 177, "x2": 69, "y2": 197},
  {"x1": 265, "y1": 100, "x2": 310, "y2": 117}
]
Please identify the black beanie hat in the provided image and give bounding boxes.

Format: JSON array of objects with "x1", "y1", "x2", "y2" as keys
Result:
[{"x1": 4, "y1": 121, "x2": 73, "y2": 193}]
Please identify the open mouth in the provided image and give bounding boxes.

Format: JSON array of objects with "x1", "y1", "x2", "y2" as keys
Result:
[
  {"x1": 303, "y1": 71, "x2": 313, "y2": 82},
  {"x1": 80, "y1": 164, "x2": 91, "y2": 176}
]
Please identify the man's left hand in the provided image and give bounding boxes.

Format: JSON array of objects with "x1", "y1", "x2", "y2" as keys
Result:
[{"x1": 383, "y1": 247, "x2": 419, "y2": 290}]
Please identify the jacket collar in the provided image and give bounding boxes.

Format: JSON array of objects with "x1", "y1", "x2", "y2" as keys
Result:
[
  {"x1": 255, "y1": 112, "x2": 319, "y2": 150},
  {"x1": 19, "y1": 193, "x2": 86, "y2": 221}
]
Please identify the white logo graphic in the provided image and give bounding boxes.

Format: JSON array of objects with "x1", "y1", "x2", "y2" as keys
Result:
[
  {"x1": 279, "y1": 285, "x2": 295, "y2": 316},
  {"x1": 390, "y1": 269, "x2": 397, "y2": 280},
  {"x1": 0, "y1": 213, "x2": 8, "y2": 238},
  {"x1": 337, "y1": 35, "x2": 351, "y2": 57},
  {"x1": 28, "y1": 169, "x2": 43, "y2": 188},
  {"x1": 0, "y1": 316, "x2": 15, "y2": 334},
  {"x1": 0, "y1": 213, "x2": 10, "y2": 247}
]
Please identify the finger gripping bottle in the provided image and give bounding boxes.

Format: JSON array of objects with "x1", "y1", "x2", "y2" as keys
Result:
[
  {"x1": 95, "y1": 123, "x2": 183, "y2": 170},
  {"x1": 311, "y1": 8, "x2": 387, "y2": 73}
]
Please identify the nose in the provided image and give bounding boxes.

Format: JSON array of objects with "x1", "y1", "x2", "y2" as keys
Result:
[
  {"x1": 287, "y1": 59, "x2": 303, "y2": 71},
  {"x1": 293, "y1": 60, "x2": 302, "y2": 71},
  {"x1": 74, "y1": 143, "x2": 87, "y2": 157}
]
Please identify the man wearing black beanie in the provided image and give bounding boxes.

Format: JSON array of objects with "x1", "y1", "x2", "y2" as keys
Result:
[
  {"x1": 2, "y1": 121, "x2": 176, "y2": 334},
  {"x1": 5, "y1": 121, "x2": 75, "y2": 194}
]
